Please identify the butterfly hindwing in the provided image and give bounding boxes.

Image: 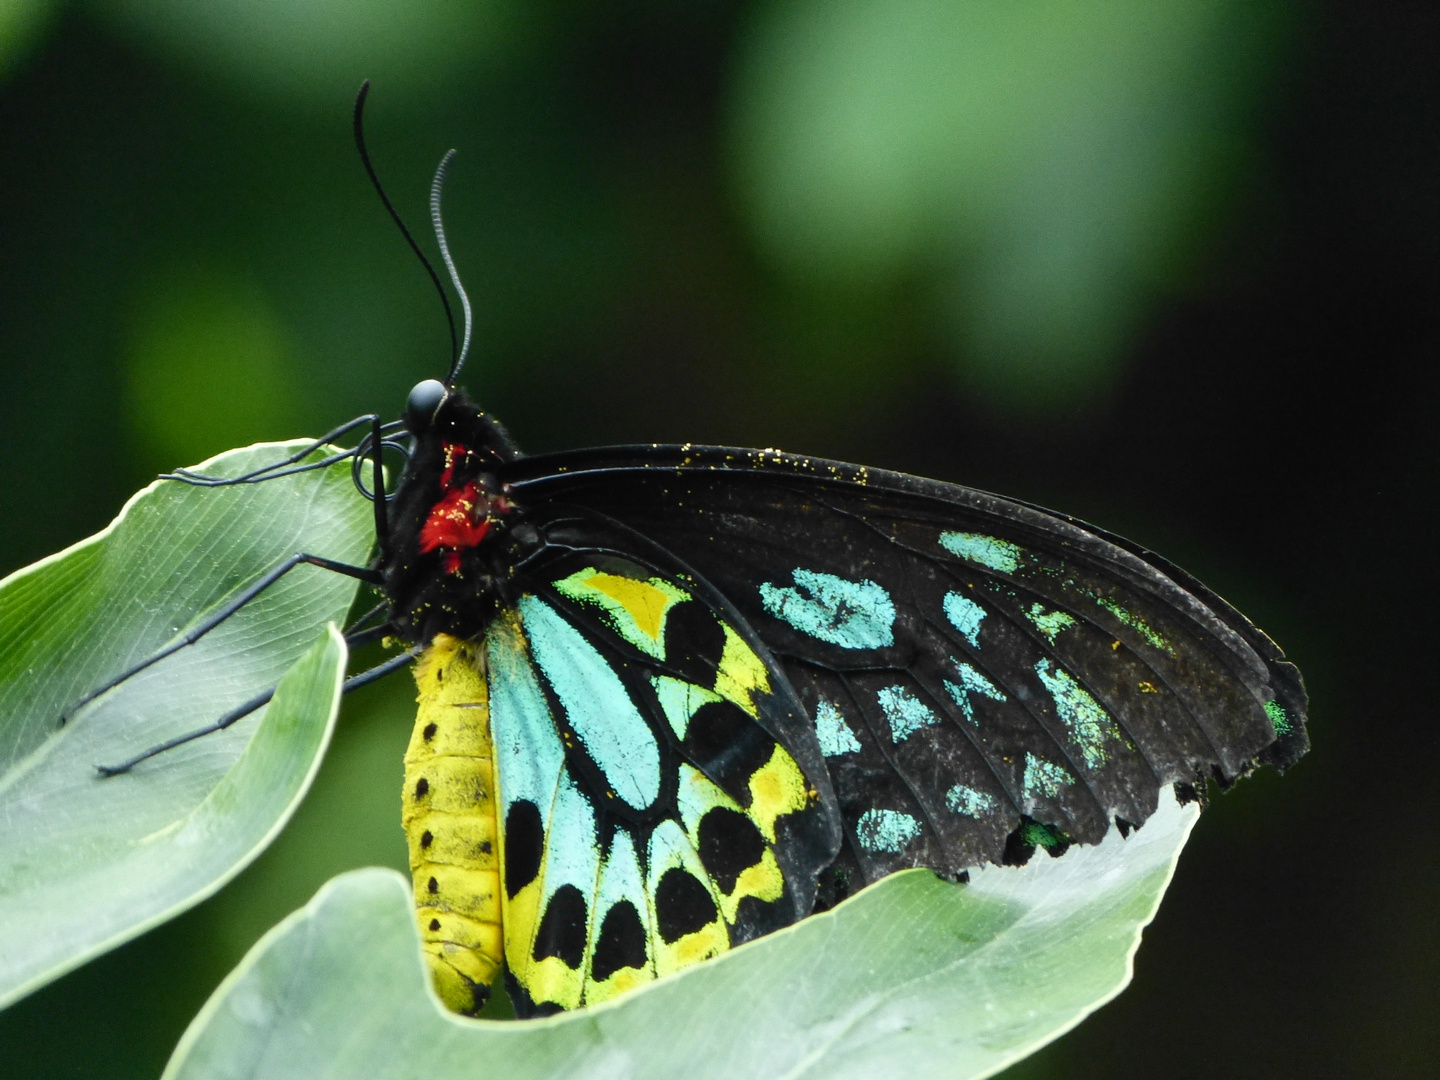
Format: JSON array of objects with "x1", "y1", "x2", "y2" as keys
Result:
[
  {"x1": 484, "y1": 526, "x2": 839, "y2": 1015},
  {"x1": 504, "y1": 447, "x2": 1308, "y2": 900}
]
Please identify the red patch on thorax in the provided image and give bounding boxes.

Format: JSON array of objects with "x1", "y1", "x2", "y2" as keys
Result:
[
  {"x1": 421, "y1": 441, "x2": 515, "y2": 574},
  {"x1": 420, "y1": 481, "x2": 492, "y2": 556},
  {"x1": 438, "y1": 441, "x2": 467, "y2": 489}
]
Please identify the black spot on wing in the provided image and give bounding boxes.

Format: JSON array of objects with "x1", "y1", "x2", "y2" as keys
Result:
[
  {"x1": 505, "y1": 800, "x2": 544, "y2": 899},
  {"x1": 662, "y1": 601, "x2": 727, "y2": 684},
  {"x1": 697, "y1": 807, "x2": 766, "y2": 894},
  {"x1": 683, "y1": 700, "x2": 775, "y2": 805},
  {"x1": 532, "y1": 884, "x2": 588, "y2": 968},
  {"x1": 590, "y1": 900, "x2": 648, "y2": 982},
  {"x1": 813, "y1": 851, "x2": 861, "y2": 913},
  {"x1": 655, "y1": 868, "x2": 718, "y2": 944}
]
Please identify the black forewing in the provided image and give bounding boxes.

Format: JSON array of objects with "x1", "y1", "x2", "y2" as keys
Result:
[{"x1": 503, "y1": 445, "x2": 1309, "y2": 896}]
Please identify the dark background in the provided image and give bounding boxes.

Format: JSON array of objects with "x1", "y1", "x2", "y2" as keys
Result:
[{"x1": 0, "y1": 2, "x2": 1434, "y2": 1077}]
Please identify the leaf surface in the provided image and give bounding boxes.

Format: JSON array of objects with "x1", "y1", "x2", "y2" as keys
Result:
[
  {"x1": 165, "y1": 791, "x2": 1199, "y2": 1080},
  {"x1": 0, "y1": 443, "x2": 372, "y2": 1008}
]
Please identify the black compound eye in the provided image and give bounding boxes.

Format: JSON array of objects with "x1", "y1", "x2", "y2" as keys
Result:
[{"x1": 405, "y1": 379, "x2": 449, "y2": 435}]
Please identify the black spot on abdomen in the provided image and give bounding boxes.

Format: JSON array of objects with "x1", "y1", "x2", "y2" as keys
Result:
[
  {"x1": 505, "y1": 800, "x2": 544, "y2": 899},
  {"x1": 697, "y1": 807, "x2": 766, "y2": 894},
  {"x1": 655, "y1": 868, "x2": 718, "y2": 943},
  {"x1": 590, "y1": 900, "x2": 648, "y2": 982},
  {"x1": 532, "y1": 884, "x2": 588, "y2": 968}
]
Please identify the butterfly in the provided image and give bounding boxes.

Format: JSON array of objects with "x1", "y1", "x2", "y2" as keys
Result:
[{"x1": 82, "y1": 83, "x2": 1309, "y2": 1020}]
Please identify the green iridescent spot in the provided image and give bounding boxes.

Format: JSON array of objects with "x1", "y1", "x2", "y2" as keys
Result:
[
  {"x1": 1035, "y1": 659, "x2": 1126, "y2": 770},
  {"x1": 1022, "y1": 753, "x2": 1073, "y2": 800},
  {"x1": 877, "y1": 684, "x2": 940, "y2": 743},
  {"x1": 814, "y1": 700, "x2": 862, "y2": 757},
  {"x1": 855, "y1": 808, "x2": 922, "y2": 853},
  {"x1": 939, "y1": 532, "x2": 1023, "y2": 573},
  {"x1": 945, "y1": 784, "x2": 996, "y2": 818},
  {"x1": 1020, "y1": 820, "x2": 1070, "y2": 852},
  {"x1": 553, "y1": 565, "x2": 688, "y2": 660},
  {"x1": 1092, "y1": 595, "x2": 1174, "y2": 655},
  {"x1": 1265, "y1": 699, "x2": 1292, "y2": 736},
  {"x1": 943, "y1": 660, "x2": 1007, "y2": 724},
  {"x1": 942, "y1": 591, "x2": 986, "y2": 648},
  {"x1": 1025, "y1": 603, "x2": 1076, "y2": 643},
  {"x1": 759, "y1": 568, "x2": 896, "y2": 650}
]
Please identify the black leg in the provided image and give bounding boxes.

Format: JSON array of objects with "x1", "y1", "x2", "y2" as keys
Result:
[
  {"x1": 340, "y1": 647, "x2": 420, "y2": 694},
  {"x1": 343, "y1": 623, "x2": 391, "y2": 651},
  {"x1": 61, "y1": 553, "x2": 383, "y2": 726},
  {"x1": 164, "y1": 416, "x2": 406, "y2": 487},
  {"x1": 368, "y1": 416, "x2": 391, "y2": 558},
  {"x1": 343, "y1": 598, "x2": 391, "y2": 638},
  {"x1": 165, "y1": 413, "x2": 375, "y2": 484},
  {"x1": 96, "y1": 645, "x2": 422, "y2": 776}
]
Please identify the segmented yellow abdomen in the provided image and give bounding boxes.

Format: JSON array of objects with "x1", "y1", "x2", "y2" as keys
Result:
[{"x1": 402, "y1": 633, "x2": 503, "y2": 1014}]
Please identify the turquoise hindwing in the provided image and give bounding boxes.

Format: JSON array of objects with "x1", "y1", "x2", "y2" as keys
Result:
[
  {"x1": 518, "y1": 594, "x2": 661, "y2": 811},
  {"x1": 486, "y1": 553, "x2": 837, "y2": 1013}
]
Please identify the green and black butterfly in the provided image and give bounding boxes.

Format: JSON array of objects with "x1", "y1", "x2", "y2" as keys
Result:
[{"x1": 80, "y1": 84, "x2": 1308, "y2": 1019}]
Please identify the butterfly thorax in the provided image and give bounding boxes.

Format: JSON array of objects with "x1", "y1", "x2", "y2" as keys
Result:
[{"x1": 381, "y1": 390, "x2": 535, "y2": 646}]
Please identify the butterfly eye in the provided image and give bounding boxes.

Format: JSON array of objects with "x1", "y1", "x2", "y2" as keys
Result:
[{"x1": 405, "y1": 379, "x2": 449, "y2": 435}]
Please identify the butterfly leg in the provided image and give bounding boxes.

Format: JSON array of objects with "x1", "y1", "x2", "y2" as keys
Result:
[
  {"x1": 361, "y1": 416, "x2": 393, "y2": 559},
  {"x1": 60, "y1": 553, "x2": 384, "y2": 727},
  {"x1": 341, "y1": 598, "x2": 392, "y2": 640},
  {"x1": 163, "y1": 414, "x2": 401, "y2": 487},
  {"x1": 95, "y1": 637, "x2": 420, "y2": 776}
]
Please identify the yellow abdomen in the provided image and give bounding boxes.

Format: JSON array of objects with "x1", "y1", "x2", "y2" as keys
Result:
[{"x1": 402, "y1": 633, "x2": 503, "y2": 1014}]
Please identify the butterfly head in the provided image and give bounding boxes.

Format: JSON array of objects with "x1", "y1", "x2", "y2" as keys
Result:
[
  {"x1": 405, "y1": 378, "x2": 449, "y2": 436},
  {"x1": 399, "y1": 380, "x2": 518, "y2": 463}
]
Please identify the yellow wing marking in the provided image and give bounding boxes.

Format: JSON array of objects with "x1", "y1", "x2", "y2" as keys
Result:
[
  {"x1": 585, "y1": 964, "x2": 653, "y2": 1006},
  {"x1": 656, "y1": 919, "x2": 728, "y2": 977},
  {"x1": 727, "y1": 851, "x2": 786, "y2": 915},
  {"x1": 502, "y1": 873, "x2": 546, "y2": 1002},
  {"x1": 747, "y1": 744, "x2": 810, "y2": 843},
  {"x1": 484, "y1": 612, "x2": 590, "y2": 1012},
  {"x1": 713, "y1": 625, "x2": 771, "y2": 718},
  {"x1": 404, "y1": 633, "x2": 503, "y2": 1015},
  {"x1": 581, "y1": 829, "x2": 656, "y2": 1006},
  {"x1": 508, "y1": 780, "x2": 600, "y2": 1011},
  {"x1": 521, "y1": 951, "x2": 586, "y2": 1011},
  {"x1": 553, "y1": 566, "x2": 687, "y2": 658},
  {"x1": 675, "y1": 764, "x2": 786, "y2": 923},
  {"x1": 584, "y1": 572, "x2": 679, "y2": 642},
  {"x1": 647, "y1": 821, "x2": 730, "y2": 979}
]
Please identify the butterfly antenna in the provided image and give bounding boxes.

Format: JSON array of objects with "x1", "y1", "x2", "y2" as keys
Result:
[
  {"x1": 430, "y1": 150, "x2": 473, "y2": 387},
  {"x1": 353, "y1": 80, "x2": 459, "y2": 372}
]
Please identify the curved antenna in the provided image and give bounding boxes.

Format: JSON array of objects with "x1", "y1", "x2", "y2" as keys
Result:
[
  {"x1": 352, "y1": 80, "x2": 458, "y2": 371},
  {"x1": 430, "y1": 150, "x2": 473, "y2": 386}
]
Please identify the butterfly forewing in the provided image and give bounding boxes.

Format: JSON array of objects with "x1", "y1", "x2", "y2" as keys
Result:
[{"x1": 504, "y1": 446, "x2": 1308, "y2": 899}]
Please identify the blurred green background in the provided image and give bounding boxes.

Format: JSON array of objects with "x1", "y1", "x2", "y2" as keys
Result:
[{"x1": 0, "y1": 2, "x2": 1434, "y2": 1077}]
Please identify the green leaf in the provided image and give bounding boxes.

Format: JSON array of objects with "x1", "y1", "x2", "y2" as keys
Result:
[
  {"x1": 0, "y1": 442, "x2": 373, "y2": 1009},
  {"x1": 164, "y1": 792, "x2": 1199, "y2": 1080}
]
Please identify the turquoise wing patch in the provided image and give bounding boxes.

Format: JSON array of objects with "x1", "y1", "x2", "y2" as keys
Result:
[{"x1": 486, "y1": 551, "x2": 839, "y2": 1015}]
